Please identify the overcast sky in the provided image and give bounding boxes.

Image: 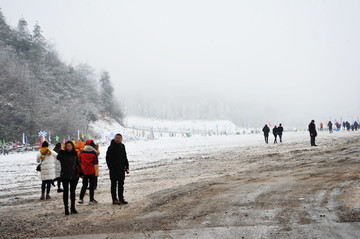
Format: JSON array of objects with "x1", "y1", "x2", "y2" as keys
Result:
[{"x1": 1, "y1": 0, "x2": 360, "y2": 125}]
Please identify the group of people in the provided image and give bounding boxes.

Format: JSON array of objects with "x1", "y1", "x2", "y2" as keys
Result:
[
  {"x1": 320, "y1": 120, "x2": 359, "y2": 132},
  {"x1": 262, "y1": 119, "x2": 359, "y2": 147},
  {"x1": 262, "y1": 124, "x2": 284, "y2": 144},
  {"x1": 36, "y1": 133, "x2": 129, "y2": 215}
]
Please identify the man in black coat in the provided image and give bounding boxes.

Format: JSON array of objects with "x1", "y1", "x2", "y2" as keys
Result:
[
  {"x1": 262, "y1": 124, "x2": 270, "y2": 143},
  {"x1": 328, "y1": 121, "x2": 333, "y2": 133},
  {"x1": 308, "y1": 120, "x2": 317, "y2": 146},
  {"x1": 278, "y1": 124, "x2": 284, "y2": 143},
  {"x1": 106, "y1": 134, "x2": 129, "y2": 205}
]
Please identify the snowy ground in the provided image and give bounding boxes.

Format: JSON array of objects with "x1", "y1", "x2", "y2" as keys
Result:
[{"x1": 1, "y1": 130, "x2": 360, "y2": 238}]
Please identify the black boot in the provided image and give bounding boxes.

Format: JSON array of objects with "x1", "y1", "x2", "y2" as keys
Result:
[
  {"x1": 71, "y1": 201, "x2": 77, "y2": 214},
  {"x1": 71, "y1": 207, "x2": 78, "y2": 214},
  {"x1": 65, "y1": 207, "x2": 69, "y2": 215}
]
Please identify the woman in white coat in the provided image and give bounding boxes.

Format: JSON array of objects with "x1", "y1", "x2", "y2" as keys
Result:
[{"x1": 36, "y1": 141, "x2": 58, "y2": 200}]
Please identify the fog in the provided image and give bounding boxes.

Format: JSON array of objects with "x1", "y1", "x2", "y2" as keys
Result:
[{"x1": 1, "y1": 0, "x2": 360, "y2": 126}]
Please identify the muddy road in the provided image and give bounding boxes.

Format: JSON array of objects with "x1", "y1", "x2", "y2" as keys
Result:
[{"x1": 1, "y1": 133, "x2": 360, "y2": 238}]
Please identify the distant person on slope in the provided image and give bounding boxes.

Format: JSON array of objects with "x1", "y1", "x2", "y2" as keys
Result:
[
  {"x1": 328, "y1": 121, "x2": 333, "y2": 133},
  {"x1": 262, "y1": 124, "x2": 270, "y2": 144},
  {"x1": 106, "y1": 134, "x2": 129, "y2": 205},
  {"x1": 273, "y1": 126, "x2": 278, "y2": 144},
  {"x1": 36, "y1": 141, "x2": 58, "y2": 200},
  {"x1": 278, "y1": 124, "x2": 284, "y2": 143},
  {"x1": 354, "y1": 121, "x2": 359, "y2": 131},
  {"x1": 309, "y1": 120, "x2": 318, "y2": 146},
  {"x1": 346, "y1": 121, "x2": 351, "y2": 131},
  {"x1": 320, "y1": 122, "x2": 323, "y2": 131},
  {"x1": 53, "y1": 142, "x2": 63, "y2": 193},
  {"x1": 78, "y1": 140, "x2": 99, "y2": 204}
]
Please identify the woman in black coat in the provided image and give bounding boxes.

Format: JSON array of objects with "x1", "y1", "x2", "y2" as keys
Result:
[{"x1": 57, "y1": 141, "x2": 83, "y2": 215}]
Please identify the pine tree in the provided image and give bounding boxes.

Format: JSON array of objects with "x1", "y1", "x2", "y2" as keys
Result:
[{"x1": 100, "y1": 71, "x2": 114, "y2": 112}]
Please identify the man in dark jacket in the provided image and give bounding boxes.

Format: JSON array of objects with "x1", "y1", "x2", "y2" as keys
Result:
[
  {"x1": 273, "y1": 126, "x2": 278, "y2": 144},
  {"x1": 328, "y1": 121, "x2": 333, "y2": 133},
  {"x1": 262, "y1": 124, "x2": 270, "y2": 143},
  {"x1": 278, "y1": 124, "x2": 284, "y2": 143},
  {"x1": 308, "y1": 120, "x2": 317, "y2": 146},
  {"x1": 106, "y1": 134, "x2": 129, "y2": 205}
]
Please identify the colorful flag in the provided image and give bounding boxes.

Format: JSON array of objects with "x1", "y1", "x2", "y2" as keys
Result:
[
  {"x1": 63, "y1": 138, "x2": 66, "y2": 144},
  {"x1": 2, "y1": 139, "x2": 5, "y2": 146},
  {"x1": 39, "y1": 135, "x2": 43, "y2": 149},
  {"x1": 15, "y1": 142, "x2": 18, "y2": 148},
  {"x1": 56, "y1": 136, "x2": 59, "y2": 141},
  {"x1": 25, "y1": 137, "x2": 28, "y2": 143},
  {"x1": 77, "y1": 130, "x2": 80, "y2": 140},
  {"x1": 88, "y1": 134, "x2": 91, "y2": 139},
  {"x1": 68, "y1": 135, "x2": 70, "y2": 140},
  {"x1": 82, "y1": 133, "x2": 84, "y2": 140},
  {"x1": 22, "y1": 133, "x2": 25, "y2": 144}
]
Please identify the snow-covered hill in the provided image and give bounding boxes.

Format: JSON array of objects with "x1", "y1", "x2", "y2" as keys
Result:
[
  {"x1": 89, "y1": 116, "x2": 246, "y2": 142},
  {"x1": 124, "y1": 116, "x2": 240, "y2": 134}
]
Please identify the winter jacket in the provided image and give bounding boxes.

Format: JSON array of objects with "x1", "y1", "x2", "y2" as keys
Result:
[
  {"x1": 308, "y1": 123, "x2": 317, "y2": 137},
  {"x1": 57, "y1": 150, "x2": 83, "y2": 180},
  {"x1": 75, "y1": 141, "x2": 85, "y2": 157},
  {"x1": 55, "y1": 159, "x2": 61, "y2": 179},
  {"x1": 273, "y1": 127, "x2": 278, "y2": 136},
  {"x1": 278, "y1": 126, "x2": 284, "y2": 136},
  {"x1": 262, "y1": 125, "x2": 270, "y2": 135},
  {"x1": 79, "y1": 145, "x2": 98, "y2": 175},
  {"x1": 53, "y1": 146, "x2": 62, "y2": 178},
  {"x1": 328, "y1": 121, "x2": 333, "y2": 129},
  {"x1": 36, "y1": 148, "x2": 58, "y2": 181},
  {"x1": 106, "y1": 140, "x2": 129, "y2": 181}
]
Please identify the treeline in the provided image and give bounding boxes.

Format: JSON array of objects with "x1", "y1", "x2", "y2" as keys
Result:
[{"x1": 0, "y1": 10, "x2": 123, "y2": 143}]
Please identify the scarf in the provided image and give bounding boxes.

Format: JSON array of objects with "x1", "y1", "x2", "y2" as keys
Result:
[{"x1": 40, "y1": 147, "x2": 52, "y2": 160}]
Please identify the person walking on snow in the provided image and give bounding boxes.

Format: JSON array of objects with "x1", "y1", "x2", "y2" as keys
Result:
[
  {"x1": 36, "y1": 141, "x2": 58, "y2": 200},
  {"x1": 106, "y1": 134, "x2": 129, "y2": 205},
  {"x1": 346, "y1": 121, "x2": 351, "y2": 131},
  {"x1": 273, "y1": 126, "x2": 278, "y2": 144},
  {"x1": 309, "y1": 120, "x2": 318, "y2": 146},
  {"x1": 328, "y1": 121, "x2": 333, "y2": 133},
  {"x1": 320, "y1": 122, "x2": 323, "y2": 131},
  {"x1": 78, "y1": 140, "x2": 99, "y2": 204},
  {"x1": 278, "y1": 124, "x2": 284, "y2": 143},
  {"x1": 57, "y1": 141, "x2": 84, "y2": 215},
  {"x1": 262, "y1": 124, "x2": 270, "y2": 144}
]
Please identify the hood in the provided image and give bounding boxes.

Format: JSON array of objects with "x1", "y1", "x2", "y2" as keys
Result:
[{"x1": 83, "y1": 145, "x2": 95, "y2": 152}]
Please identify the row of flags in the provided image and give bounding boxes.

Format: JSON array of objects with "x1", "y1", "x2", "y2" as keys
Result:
[{"x1": 3, "y1": 130, "x2": 96, "y2": 147}]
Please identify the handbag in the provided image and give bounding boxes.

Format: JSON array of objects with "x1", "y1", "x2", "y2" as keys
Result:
[{"x1": 36, "y1": 159, "x2": 43, "y2": 172}]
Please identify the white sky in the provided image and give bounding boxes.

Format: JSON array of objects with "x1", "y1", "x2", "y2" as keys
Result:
[{"x1": 1, "y1": 0, "x2": 360, "y2": 124}]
